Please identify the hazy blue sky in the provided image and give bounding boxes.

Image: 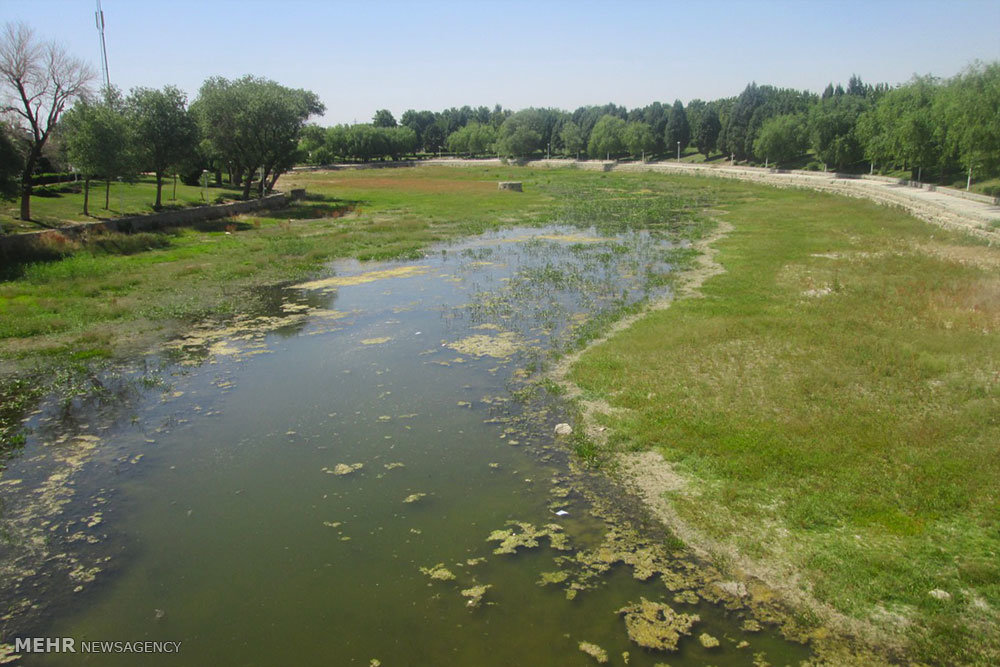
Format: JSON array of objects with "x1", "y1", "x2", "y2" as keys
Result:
[{"x1": 4, "y1": 0, "x2": 999, "y2": 124}]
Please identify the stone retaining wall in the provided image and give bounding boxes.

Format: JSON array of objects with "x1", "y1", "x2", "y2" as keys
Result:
[{"x1": 1, "y1": 191, "x2": 301, "y2": 262}]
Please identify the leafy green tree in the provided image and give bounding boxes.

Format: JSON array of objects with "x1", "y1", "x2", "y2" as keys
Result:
[
  {"x1": 127, "y1": 85, "x2": 198, "y2": 209},
  {"x1": 299, "y1": 124, "x2": 327, "y2": 164},
  {"x1": 346, "y1": 124, "x2": 387, "y2": 162},
  {"x1": 560, "y1": 121, "x2": 584, "y2": 158},
  {"x1": 623, "y1": 121, "x2": 656, "y2": 158},
  {"x1": 693, "y1": 106, "x2": 721, "y2": 157},
  {"x1": 388, "y1": 126, "x2": 418, "y2": 159},
  {"x1": 446, "y1": 122, "x2": 495, "y2": 156},
  {"x1": 497, "y1": 110, "x2": 549, "y2": 158},
  {"x1": 323, "y1": 125, "x2": 349, "y2": 162},
  {"x1": 423, "y1": 123, "x2": 445, "y2": 154},
  {"x1": 372, "y1": 109, "x2": 397, "y2": 127},
  {"x1": 62, "y1": 88, "x2": 133, "y2": 214},
  {"x1": 400, "y1": 109, "x2": 437, "y2": 152},
  {"x1": 864, "y1": 76, "x2": 942, "y2": 181},
  {"x1": 808, "y1": 94, "x2": 869, "y2": 170},
  {"x1": 752, "y1": 113, "x2": 808, "y2": 165},
  {"x1": 446, "y1": 126, "x2": 469, "y2": 155},
  {"x1": 719, "y1": 84, "x2": 813, "y2": 161},
  {"x1": 496, "y1": 126, "x2": 540, "y2": 158},
  {"x1": 664, "y1": 100, "x2": 690, "y2": 156},
  {"x1": 938, "y1": 62, "x2": 1000, "y2": 179},
  {"x1": 855, "y1": 109, "x2": 890, "y2": 170},
  {"x1": 587, "y1": 115, "x2": 626, "y2": 159},
  {"x1": 193, "y1": 76, "x2": 322, "y2": 198}
]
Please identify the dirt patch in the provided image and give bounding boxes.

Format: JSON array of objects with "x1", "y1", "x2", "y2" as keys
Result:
[{"x1": 288, "y1": 175, "x2": 496, "y2": 195}]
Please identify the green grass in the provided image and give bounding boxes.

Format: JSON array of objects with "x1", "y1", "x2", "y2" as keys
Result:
[
  {"x1": 0, "y1": 176, "x2": 244, "y2": 233},
  {"x1": 569, "y1": 185, "x2": 1000, "y2": 664}
]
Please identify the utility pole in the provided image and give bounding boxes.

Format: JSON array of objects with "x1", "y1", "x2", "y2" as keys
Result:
[
  {"x1": 95, "y1": 0, "x2": 111, "y2": 92},
  {"x1": 677, "y1": 141, "x2": 680, "y2": 161}
]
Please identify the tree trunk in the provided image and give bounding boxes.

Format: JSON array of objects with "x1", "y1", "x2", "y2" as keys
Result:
[
  {"x1": 155, "y1": 172, "x2": 164, "y2": 209},
  {"x1": 18, "y1": 149, "x2": 40, "y2": 221},
  {"x1": 241, "y1": 168, "x2": 254, "y2": 200},
  {"x1": 105, "y1": 180, "x2": 111, "y2": 209},
  {"x1": 83, "y1": 176, "x2": 91, "y2": 216},
  {"x1": 260, "y1": 167, "x2": 271, "y2": 197},
  {"x1": 267, "y1": 171, "x2": 281, "y2": 193},
  {"x1": 19, "y1": 180, "x2": 32, "y2": 221},
  {"x1": 214, "y1": 169, "x2": 222, "y2": 186}
]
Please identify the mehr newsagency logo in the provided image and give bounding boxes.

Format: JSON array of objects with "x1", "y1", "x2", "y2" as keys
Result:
[{"x1": 12, "y1": 637, "x2": 182, "y2": 654}]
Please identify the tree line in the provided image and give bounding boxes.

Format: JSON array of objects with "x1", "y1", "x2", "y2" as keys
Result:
[
  {"x1": 302, "y1": 64, "x2": 999, "y2": 189},
  {"x1": 3, "y1": 19, "x2": 998, "y2": 227},
  {"x1": 1, "y1": 22, "x2": 323, "y2": 222}
]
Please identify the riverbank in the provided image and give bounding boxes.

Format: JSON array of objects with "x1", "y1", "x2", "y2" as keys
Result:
[{"x1": 561, "y1": 182, "x2": 999, "y2": 664}]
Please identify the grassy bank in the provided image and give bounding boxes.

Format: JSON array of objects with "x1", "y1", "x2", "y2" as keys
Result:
[
  {"x1": 569, "y1": 185, "x2": 999, "y2": 663},
  {"x1": 0, "y1": 176, "x2": 244, "y2": 234}
]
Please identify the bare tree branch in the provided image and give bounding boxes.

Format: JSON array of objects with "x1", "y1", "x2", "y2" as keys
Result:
[{"x1": 0, "y1": 21, "x2": 93, "y2": 222}]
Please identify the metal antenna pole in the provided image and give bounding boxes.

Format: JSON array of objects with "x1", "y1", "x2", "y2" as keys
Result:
[{"x1": 95, "y1": 0, "x2": 111, "y2": 92}]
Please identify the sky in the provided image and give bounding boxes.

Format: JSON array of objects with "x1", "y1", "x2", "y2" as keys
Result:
[{"x1": 3, "y1": 0, "x2": 999, "y2": 125}]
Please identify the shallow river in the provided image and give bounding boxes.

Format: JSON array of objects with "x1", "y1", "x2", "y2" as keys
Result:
[{"x1": 2, "y1": 226, "x2": 811, "y2": 666}]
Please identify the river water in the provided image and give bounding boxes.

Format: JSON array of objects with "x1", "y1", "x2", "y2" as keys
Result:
[{"x1": 2, "y1": 226, "x2": 811, "y2": 666}]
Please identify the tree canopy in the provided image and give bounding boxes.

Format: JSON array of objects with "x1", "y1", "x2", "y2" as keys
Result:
[{"x1": 126, "y1": 85, "x2": 197, "y2": 209}]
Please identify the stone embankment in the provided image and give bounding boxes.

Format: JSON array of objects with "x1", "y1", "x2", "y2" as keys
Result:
[{"x1": 0, "y1": 190, "x2": 304, "y2": 260}]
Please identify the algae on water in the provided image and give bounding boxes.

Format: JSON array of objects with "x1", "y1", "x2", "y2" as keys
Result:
[
  {"x1": 617, "y1": 598, "x2": 699, "y2": 652},
  {"x1": 420, "y1": 563, "x2": 456, "y2": 581},
  {"x1": 327, "y1": 463, "x2": 363, "y2": 476},
  {"x1": 486, "y1": 521, "x2": 570, "y2": 555},
  {"x1": 578, "y1": 641, "x2": 609, "y2": 663},
  {"x1": 460, "y1": 584, "x2": 492, "y2": 608}
]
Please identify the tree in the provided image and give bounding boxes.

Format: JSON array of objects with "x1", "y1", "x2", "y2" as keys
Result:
[
  {"x1": 560, "y1": 121, "x2": 584, "y2": 158},
  {"x1": 400, "y1": 109, "x2": 437, "y2": 151},
  {"x1": 664, "y1": 100, "x2": 690, "y2": 156},
  {"x1": 587, "y1": 115, "x2": 625, "y2": 159},
  {"x1": 446, "y1": 122, "x2": 495, "y2": 156},
  {"x1": 0, "y1": 22, "x2": 92, "y2": 223},
  {"x1": 62, "y1": 88, "x2": 132, "y2": 215},
  {"x1": 324, "y1": 125, "x2": 349, "y2": 162},
  {"x1": 127, "y1": 86, "x2": 198, "y2": 209},
  {"x1": 623, "y1": 121, "x2": 655, "y2": 158},
  {"x1": 938, "y1": 62, "x2": 1000, "y2": 179},
  {"x1": 865, "y1": 76, "x2": 942, "y2": 181},
  {"x1": 496, "y1": 110, "x2": 547, "y2": 158},
  {"x1": 808, "y1": 94, "x2": 868, "y2": 170},
  {"x1": 372, "y1": 109, "x2": 396, "y2": 127},
  {"x1": 752, "y1": 113, "x2": 807, "y2": 165},
  {"x1": 423, "y1": 123, "x2": 445, "y2": 154},
  {"x1": 193, "y1": 76, "x2": 323, "y2": 198},
  {"x1": 693, "y1": 106, "x2": 721, "y2": 157},
  {"x1": 299, "y1": 124, "x2": 327, "y2": 164},
  {"x1": 387, "y1": 125, "x2": 417, "y2": 159}
]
